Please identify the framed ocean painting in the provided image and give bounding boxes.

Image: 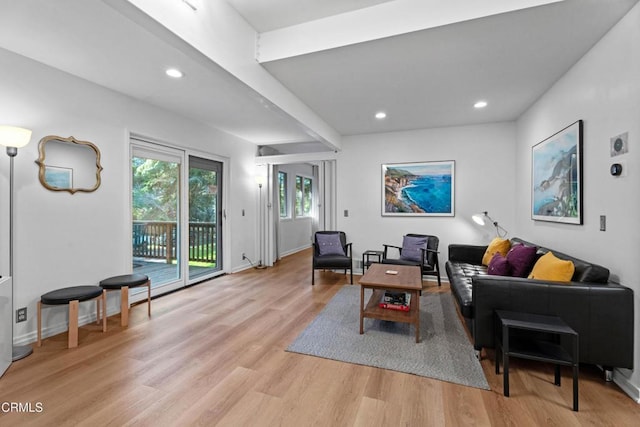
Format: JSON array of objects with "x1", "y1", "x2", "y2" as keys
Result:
[
  {"x1": 531, "y1": 120, "x2": 583, "y2": 224},
  {"x1": 382, "y1": 160, "x2": 455, "y2": 216},
  {"x1": 44, "y1": 166, "x2": 73, "y2": 190}
]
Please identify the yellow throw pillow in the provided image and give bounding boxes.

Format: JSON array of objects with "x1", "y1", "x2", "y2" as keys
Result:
[
  {"x1": 528, "y1": 252, "x2": 575, "y2": 282},
  {"x1": 482, "y1": 238, "x2": 511, "y2": 266}
]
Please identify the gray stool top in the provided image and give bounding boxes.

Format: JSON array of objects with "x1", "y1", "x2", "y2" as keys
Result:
[
  {"x1": 41, "y1": 286, "x2": 104, "y2": 305},
  {"x1": 100, "y1": 274, "x2": 149, "y2": 290}
]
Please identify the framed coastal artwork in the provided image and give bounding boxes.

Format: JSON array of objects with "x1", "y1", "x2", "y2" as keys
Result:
[
  {"x1": 382, "y1": 160, "x2": 455, "y2": 216},
  {"x1": 531, "y1": 120, "x2": 583, "y2": 224},
  {"x1": 44, "y1": 165, "x2": 73, "y2": 190}
]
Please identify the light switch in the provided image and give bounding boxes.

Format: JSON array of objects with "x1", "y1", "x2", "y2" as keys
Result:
[{"x1": 600, "y1": 215, "x2": 606, "y2": 231}]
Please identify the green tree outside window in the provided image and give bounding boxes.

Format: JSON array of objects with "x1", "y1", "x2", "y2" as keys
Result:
[{"x1": 295, "y1": 175, "x2": 312, "y2": 217}]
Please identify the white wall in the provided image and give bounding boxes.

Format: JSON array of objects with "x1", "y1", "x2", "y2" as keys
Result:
[
  {"x1": 0, "y1": 48, "x2": 258, "y2": 344},
  {"x1": 515, "y1": 3, "x2": 640, "y2": 397},
  {"x1": 337, "y1": 122, "x2": 517, "y2": 273},
  {"x1": 277, "y1": 163, "x2": 314, "y2": 256}
]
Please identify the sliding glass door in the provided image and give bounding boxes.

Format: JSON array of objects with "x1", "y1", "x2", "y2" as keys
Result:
[
  {"x1": 188, "y1": 156, "x2": 223, "y2": 280},
  {"x1": 131, "y1": 140, "x2": 226, "y2": 293},
  {"x1": 131, "y1": 146, "x2": 182, "y2": 288}
]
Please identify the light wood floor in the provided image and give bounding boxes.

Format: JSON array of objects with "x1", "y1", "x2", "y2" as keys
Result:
[{"x1": 2, "y1": 249, "x2": 639, "y2": 426}]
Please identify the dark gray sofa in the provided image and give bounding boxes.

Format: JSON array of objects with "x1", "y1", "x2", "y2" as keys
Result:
[{"x1": 445, "y1": 237, "x2": 634, "y2": 374}]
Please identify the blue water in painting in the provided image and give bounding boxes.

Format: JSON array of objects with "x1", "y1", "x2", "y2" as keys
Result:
[{"x1": 402, "y1": 175, "x2": 452, "y2": 213}]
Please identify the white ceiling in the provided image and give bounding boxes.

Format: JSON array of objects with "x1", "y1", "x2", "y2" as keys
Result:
[
  {"x1": 227, "y1": 0, "x2": 395, "y2": 32},
  {"x1": 258, "y1": 0, "x2": 640, "y2": 136},
  {"x1": 0, "y1": 0, "x2": 315, "y2": 146},
  {"x1": 0, "y1": 0, "x2": 638, "y2": 154}
]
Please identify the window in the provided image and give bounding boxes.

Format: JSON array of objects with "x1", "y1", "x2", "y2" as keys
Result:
[
  {"x1": 278, "y1": 171, "x2": 288, "y2": 218},
  {"x1": 295, "y1": 176, "x2": 313, "y2": 217}
]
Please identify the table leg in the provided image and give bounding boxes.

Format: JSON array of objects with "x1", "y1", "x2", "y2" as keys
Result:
[
  {"x1": 96, "y1": 294, "x2": 101, "y2": 325},
  {"x1": 37, "y1": 301, "x2": 42, "y2": 347},
  {"x1": 573, "y1": 364, "x2": 579, "y2": 411},
  {"x1": 503, "y1": 325, "x2": 510, "y2": 397},
  {"x1": 120, "y1": 286, "x2": 129, "y2": 327},
  {"x1": 414, "y1": 289, "x2": 420, "y2": 343},
  {"x1": 101, "y1": 290, "x2": 107, "y2": 332},
  {"x1": 573, "y1": 335, "x2": 579, "y2": 411},
  {"x1": 68, "y1": 300, "x2": 79, "y2": 348},
  {"x1": 359, "y1": 286, "x2": 364, "y2": 335},
  {"x1": 147, "y1": 280, "x2": 151, "y2": 317}
]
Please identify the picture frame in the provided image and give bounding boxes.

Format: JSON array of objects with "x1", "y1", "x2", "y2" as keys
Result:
[
  {"x1": 382, "y1": 160, "x2": 455, "y2": 216},
  {"x1": 44, "y1": 165, "x2": 73, "y2": 190},
  {"x1": 531, "y1": 120, "x2": 583, "y2": 224}
]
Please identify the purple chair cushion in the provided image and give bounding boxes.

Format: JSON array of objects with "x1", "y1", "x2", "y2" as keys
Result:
[
  {"x1": 400, "y1": 235, "x2": 427, "y2": 262},
  {"x1": 316, "y1": 233, "x2": 346, "y2": 256}
]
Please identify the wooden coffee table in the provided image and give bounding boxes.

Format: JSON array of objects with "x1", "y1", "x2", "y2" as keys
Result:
[{"x1": 358, "y1": 263, "x2": 423, "y2": 342}]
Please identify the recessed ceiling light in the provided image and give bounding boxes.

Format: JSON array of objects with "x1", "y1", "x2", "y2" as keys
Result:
[
  {"x1": 166, "y1": 68, "x2": 184, "y2": 78},
  {"x1": 375, "y1": 111, "x2": 387, "y2": 120},
  {"x1": 474, "y1": 100, "x2": 488, "y2": 109}
]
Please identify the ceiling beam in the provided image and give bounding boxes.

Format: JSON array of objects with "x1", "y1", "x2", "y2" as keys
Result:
[
  {"x1": 255, "y1": 151, "x2": 338, "y2": 166},
  {"x1": 257, "y1": 0, "x2": 565, "y2": 63},
  {"x1": 110, "y1": 0, "x2": 342, "y2": 150}
]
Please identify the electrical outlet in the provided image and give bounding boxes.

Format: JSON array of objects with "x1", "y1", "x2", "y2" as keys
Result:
[
  {"x1": 242, "y1": 252, "x2": 246, "y2": 260},
  {"x1": 16, "y1": 307, "x2": 27, "y2": 323},
  {"x1": 600, "y1": 215, "x2": 606, "y2": 231}
]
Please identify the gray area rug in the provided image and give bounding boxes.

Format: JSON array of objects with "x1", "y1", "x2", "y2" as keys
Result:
[{"x1": 287, "y1": 285, "x2": 489, "y2": 390}]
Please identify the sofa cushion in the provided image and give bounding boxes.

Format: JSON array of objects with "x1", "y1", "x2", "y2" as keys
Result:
[
  {"x1": 528, "y1": 252, "x2": 575, "y2": 282},
  {"x1": 482, "y1": 237, "x2": 511, "y2": 265},
  {"x1": 510, "y1": 237, "x2": 610, "y2": 283},
  {"x1": 487, "y1": 253, "x2": 511, "y2": 276},
  {"x1": 445, "y1": 261, "x2": 487, "y2": 318},
  {"x1": 316, "y1": 233, "x2": 345, "y2": 256},
  {"x1": 400, "y1": 235, "x2": 427, "y2": 262},
  {"x1": 506, "y1": 243, "x2": 538, "y2": 277}
]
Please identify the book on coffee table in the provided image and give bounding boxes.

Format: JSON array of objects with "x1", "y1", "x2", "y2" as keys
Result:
[
  {"x1": 380, "y1": 291, "x2": 411, "y2": 311},
  {"x1": 378, "y1": 302, "x2": 411, "y2": 311}
]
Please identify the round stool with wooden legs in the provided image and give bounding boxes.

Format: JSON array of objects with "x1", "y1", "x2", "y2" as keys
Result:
[
  {"x1": 99, "y1": 274, "x2": 150, "y2": 328},
  {"x1": 37, "y1": 285, "x2": 106, "y2": 349}
]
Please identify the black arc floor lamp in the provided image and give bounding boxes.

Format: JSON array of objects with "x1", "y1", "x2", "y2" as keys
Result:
[
  {"x1": 0, "y1": 125, "x2": 34, "y2": 361},
  {"x1": 472, "y1": 211, "x2": 508, "y2": 238}
]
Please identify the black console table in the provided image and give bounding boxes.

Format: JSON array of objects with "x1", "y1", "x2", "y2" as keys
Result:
[{"x1": 495, "y1": 310, "x2": 579, "y2": 411}]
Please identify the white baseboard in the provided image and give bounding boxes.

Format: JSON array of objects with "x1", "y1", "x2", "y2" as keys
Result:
[
  {"x1": 280, "y1": 244, "x2": 311, "y2": 258},
  {"x1": 231, "y1": 261, "x2": 255, "y2": 273},
  {"x1": 14, "y1": 310, "x2": 103, "y2": 346},
  {"x1": 614, "y1": 370, "x2": 640, "y2": 402}
]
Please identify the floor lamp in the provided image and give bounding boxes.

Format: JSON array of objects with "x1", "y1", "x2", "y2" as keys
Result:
[
  {"x1": 255, "y1": 175, "x2": 267, "y2": 269},
  {"x1": 472, "y1": 211, "x2": 508, "y2": 238},
  {"x1": 0, "y1": 125, "x2": 34, "y2": 361}
]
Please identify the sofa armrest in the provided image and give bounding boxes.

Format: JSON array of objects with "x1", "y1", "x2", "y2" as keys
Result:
[
  {"x1": 472, "y1": 275, "x2": 634, "y2": 369},
  {"x1": 448, "y1": 244, "x2": 487, "y2": 264}
]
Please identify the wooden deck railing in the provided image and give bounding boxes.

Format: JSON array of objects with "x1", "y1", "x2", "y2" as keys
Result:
[{"x1": 133, "y1": 221, "x2": 216, "y2": 264}]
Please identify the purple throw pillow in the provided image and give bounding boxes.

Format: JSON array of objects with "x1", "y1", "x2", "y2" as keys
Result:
[
  {"x1": 316, "y1": 233, "x2": 345, "y2": 256},
  {"x1": 400, "y1": 236, "x2": 427, "y2": 262},
  {"x1": 487, "y1": 253, "x2": 511, "y2": 276},
  {"x1": 506, "y1": 243, "x2": 538, "y2": 277}
]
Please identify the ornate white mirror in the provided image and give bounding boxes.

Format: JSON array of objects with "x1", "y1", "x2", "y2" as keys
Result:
[{"x1": 35, "y1": 135, "x2": 103, "y2": 194}]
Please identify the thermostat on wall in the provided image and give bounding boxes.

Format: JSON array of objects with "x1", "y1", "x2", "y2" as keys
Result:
[
  {"x1": 610, "y1": 163, "x2": 623, "y2": 176},
  {"x1": 610, "y1": 132, "x2": 628, "y2": 157}
]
